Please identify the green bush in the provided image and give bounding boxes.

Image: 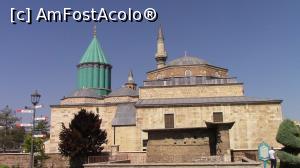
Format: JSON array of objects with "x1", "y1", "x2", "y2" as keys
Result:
[
  {"x1": 276, "y1": 119, "x2": 300, "y2": 168},
  {"x1": 0, "y1": 165, "x2": 9, "y2": 168}
]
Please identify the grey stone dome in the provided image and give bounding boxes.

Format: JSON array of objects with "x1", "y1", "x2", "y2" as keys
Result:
[
  {"x1": 68, "y1": 88, "x2": 100, "y2": 98},
  {"x1": 168, "y1": 56, "x2": 208, "y2": 66},
  {"x1": 108, "y1": 87, "x2": 138, "y2": 97}
]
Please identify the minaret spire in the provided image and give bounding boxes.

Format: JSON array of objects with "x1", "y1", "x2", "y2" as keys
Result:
[
  {"x1": 125, "y1": 70, "x2": 137, "y2": 90},
  {"x1": 155, "y1": 25, "x2": 167, "y2": 69}
]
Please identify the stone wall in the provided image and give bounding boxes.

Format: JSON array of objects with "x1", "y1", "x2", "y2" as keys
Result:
[
  {"x1": 137, "y1": 103, "x2": 282, "y2": 150},
  {"x1": 47, "y1": 83, "x2": 282, "y2": 157},
  {"x1": 0, "y1": 153, "x2": 29, "y2": 167},
  {"x1": 47, "y1": 100, "x2": 282, "y2": 155},
  {"x1": 139, "y1": 84, "x2": 244, "y2": 99},
  {"x1": 115, "y1": 126, "x2": 141, "y2": 151},
  {"x1": 104, "y1": 97, "x2": 138, "y2": 104},
  {"x1": 119, "y1": 152, "x2": 147, "y2": 164},
  {"x1": 47, "y1": 105, "x2": 117, "y2": 153},
  {"x1": 43, "y1": 153, "x2": 69, "y2": 168},
  {"x1": 146, "y1": 129, "x2": 214, "y2": 163},
  {"x1": 146, "y1": 65, "x2": 228, "y2": 80},
  {"x1": 0, "y1": 153, "x2": 68, "y2": 168},
  {"x1": 61, "y1": 97, "x2": 104, "y2": 105},
  {"x1": 231, "y1": 150, "x2": 258, "y2": 161},
  {"x1": 47, "y1": 95, "x2": 139, "y2": 153},
  {"x1": 84, "y1": 162, "x2": 262, "y2": 168}
]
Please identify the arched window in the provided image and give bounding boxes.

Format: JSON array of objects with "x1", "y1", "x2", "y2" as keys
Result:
[{"x1": 185, "y1": 70, "x2": 192, "y2": 77}]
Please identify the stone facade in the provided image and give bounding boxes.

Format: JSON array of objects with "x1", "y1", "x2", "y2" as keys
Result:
[
  {"x1": 146, "y1": 128, "x2": 214, "y2": 163},
  {"x1": 48, "y1": 105, "x2": 116, "y2": 153},
  {"x1": 47, "y1": 97, "x2": 282, "y2": 158},
  {"x1": 46, "y1": 27, "x2": 283, "y2": 164},
  {"x1": 136, "y1": 103, "x2": 282, "y2": 150},
  {"x1": 147, "y1": 65, "x2": 228, "y2": 80},
  {"x1": 139, "y1": 84, "x2": 244, "y2": 99},
  {"x1": 114, "y1": 126, "x2": 141, "y2": 151}
]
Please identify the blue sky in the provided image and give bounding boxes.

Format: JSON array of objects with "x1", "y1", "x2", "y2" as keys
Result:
[{"x1": 0, "y1": 0, "x2": 299, "y2": 121}]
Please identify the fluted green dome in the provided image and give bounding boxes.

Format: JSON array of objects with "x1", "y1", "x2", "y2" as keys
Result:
[
  {"x1": 80, "y1": 37, "x2": 108, "y2": 64},
  {"x1": 77, "y1": 34, "x2": 112, "y2": 96}
]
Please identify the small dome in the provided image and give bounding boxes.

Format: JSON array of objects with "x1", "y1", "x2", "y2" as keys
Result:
[
  {"x1": 168, "y1": 56, "x2": 208, "y2": 66},
  {"x1": 68, "y1": 88, "x2": 100, "y2": 98},
  {"x1": 108, "y1": 87, "x2": 138, "y2": 97}
]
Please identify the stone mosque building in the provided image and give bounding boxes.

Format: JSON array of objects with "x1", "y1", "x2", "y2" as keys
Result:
[{"x1": 46, "y1": 26, "x2": 283, "y2": 162}]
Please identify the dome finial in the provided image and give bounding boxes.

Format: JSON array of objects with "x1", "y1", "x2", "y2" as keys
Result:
[
  {"x1": 158, "y1": 24, "x2": 163, "y2": 40},
  {"x1": 93, "y1": 25, "x2": 97, "y2": 37},
  {"x1": 128, "y1": 69, "x2": 134, "y2": 83}
]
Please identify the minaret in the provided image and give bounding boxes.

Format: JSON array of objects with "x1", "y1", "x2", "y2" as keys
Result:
[
  {"x1": 125, "y1": 70, "x2": 137, "y2": 90},
  {"x1": 155, "y1": 25, "x2": 167, "y2": 69},
  {"x1": 77, "y1": 26, "x2": 112, "y2": 95}
]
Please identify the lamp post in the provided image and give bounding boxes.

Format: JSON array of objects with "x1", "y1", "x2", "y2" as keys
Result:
[{"x1": 29, "y1": 90, "x2": 41, "y2": 168}]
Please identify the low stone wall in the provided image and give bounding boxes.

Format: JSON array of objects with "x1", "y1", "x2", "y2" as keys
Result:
[
  {"x1": 43, "y1": 153, "x2": 69, "y2": 167},
  {"x1": 0, "y1": 153, "x2": 69, "y2": 168},
  {"x1": 0, "y1": 153, "x2": 29, "y2": 167},
  {"x1": 119, "y1": 152, "x2": 147, "y2": 164},
  {"x1": 231, "y1": 150, "x2": 258, "y2": 161},
  {"x1": 84, "y1": 162, "x2": 262, "y2": 168}
]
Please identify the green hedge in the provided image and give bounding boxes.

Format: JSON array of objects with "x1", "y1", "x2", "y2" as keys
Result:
[
  {"x1": 276, "y1": 120, "x2": 300, "y2": 148},
  {"x1": 276, "y1": 119, "x2": 300, "y2": 168},
  {"x1": 0, "y1": 165, "x2": 9, "y2": 168}
]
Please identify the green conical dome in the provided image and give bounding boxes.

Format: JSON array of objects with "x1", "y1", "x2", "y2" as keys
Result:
[
  {"x1": 80, "y1": 37, "x2": 108, "y2": 64},
  {"x1": 77, "y1": 33, "x2": 112, "y2": 96}
]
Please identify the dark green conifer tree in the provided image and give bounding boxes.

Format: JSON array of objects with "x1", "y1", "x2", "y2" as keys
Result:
[{"x1": 59, "y1": 109, "x2": 107, "y2": 168}]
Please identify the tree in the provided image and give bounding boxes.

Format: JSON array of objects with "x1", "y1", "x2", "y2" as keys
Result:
[
  {"x1": 59, "y1": 109, "x2": 107, "y2": 168},
  {"x1": 276, "y1": 119, "x2": 300, "y2": 168},
  {"x1": 23, "y1": 134, "x2": 48, "y2": 168},
  {"x1": 35, "y1": 119, "x2": 50, "y2": 139},
  {"x1": 0, "y1": 105, "x2": 23, "y2": 152},
  {"x1": 10, "y1": 126, "x2": 25, "y2": 148}
]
